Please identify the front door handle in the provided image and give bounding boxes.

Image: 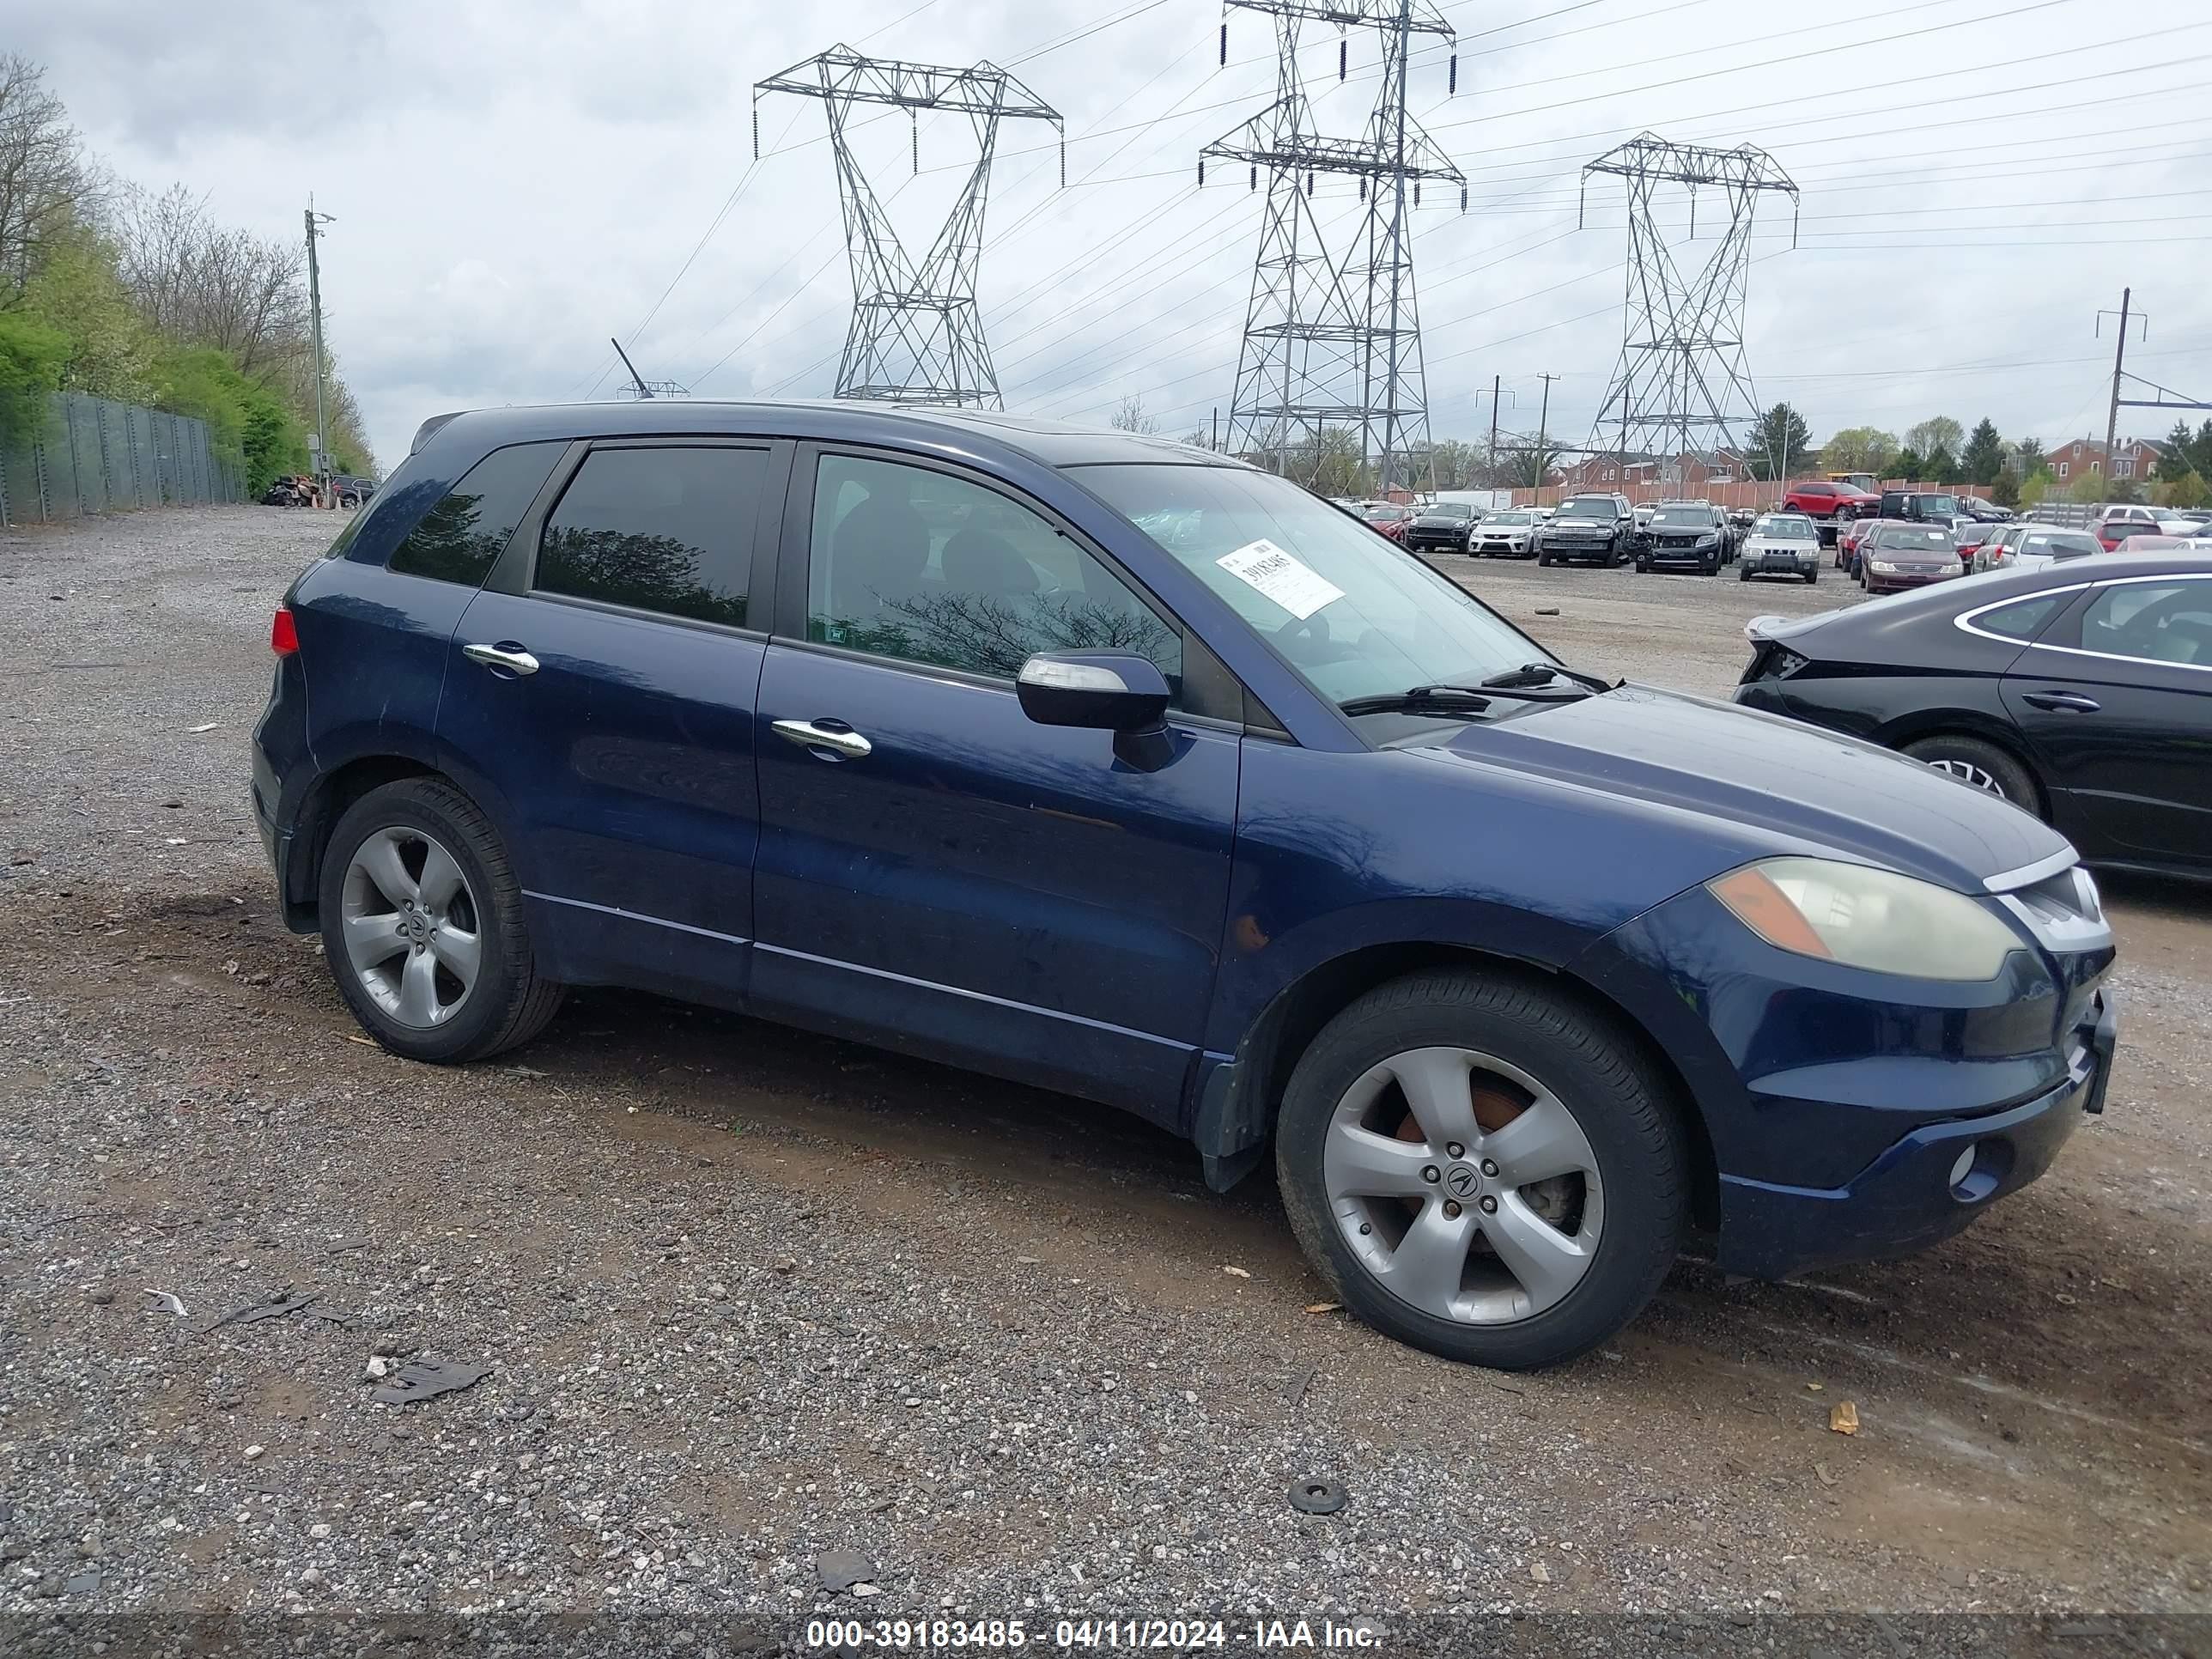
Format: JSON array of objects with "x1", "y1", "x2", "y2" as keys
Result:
[
  {"x1": 2022, "y1": 691, "x2": 2100, "y2": 714},
  {"x1": 463, "y1": 641, "x2": 540, "y2": 677},
  {"x1": 772, "y1": 718, "x2": 873, "y2": 760}
]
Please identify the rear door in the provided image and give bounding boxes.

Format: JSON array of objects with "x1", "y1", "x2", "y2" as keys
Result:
[
  {"x1": 748, "y1": 445, "x2": 1241, "y2": 1118},
  {"x1": 435, "y1": 437, "x2": 788, "y2": 1000},
  {"x1": 2002, "y1": 572, "x2": 2212, "y2": 871}
]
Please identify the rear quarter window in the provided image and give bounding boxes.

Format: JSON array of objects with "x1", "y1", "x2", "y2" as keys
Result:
[{"x1": 387, "y1": 442, "x2": 565, "y2": 586}]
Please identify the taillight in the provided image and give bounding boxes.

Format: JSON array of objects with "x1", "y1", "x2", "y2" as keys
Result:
[{"x1": 270, "y1": 606, "x2": 300, "y2": 656}]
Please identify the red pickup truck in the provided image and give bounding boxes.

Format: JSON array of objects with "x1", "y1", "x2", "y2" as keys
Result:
[{"x1": 1782, "y1": 479, "x2": 1879, "y2": 544}]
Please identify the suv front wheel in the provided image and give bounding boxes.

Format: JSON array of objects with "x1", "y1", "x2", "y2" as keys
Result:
[
  {"x1": 317, "y1": 778, "x2": 565, "y2": 1063},
  {"x1": 1275, "y1": 969, "x2": 1688, "y2": 1370}
]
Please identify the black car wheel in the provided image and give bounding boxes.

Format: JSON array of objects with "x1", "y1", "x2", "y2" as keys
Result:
[
  {"x1": 1803, "y1": 568, "x2": 1818, "y2": 585},
  {"x1": 1537, "y1": 548, "x2": 1553, "y2": 567},
  {"x1": 318, "y1": 778, "x2": 566, "y2": 1063},
  {"x1": 1902, "y1": 736, "x2": 2044, "y2": 817},
  {"x1": 1275, "y1": 969, "x2": 1688, "y2": 1371},
  {"x1": 1737, "y1": 563, "x2": 1752, "y2": 581}
]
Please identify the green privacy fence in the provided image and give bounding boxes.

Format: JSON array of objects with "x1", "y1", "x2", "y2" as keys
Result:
[{"x1": 0, "y1": 392, "x2": 246, "y2": 526}]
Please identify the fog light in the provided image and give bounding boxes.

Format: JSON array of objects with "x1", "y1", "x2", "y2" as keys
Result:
[{"x1": 1948, "y1": 1146, "x2": 1976, "y2": 1188}]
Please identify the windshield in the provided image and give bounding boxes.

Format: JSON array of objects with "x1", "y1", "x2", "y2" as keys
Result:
[
  {"x1": 1754, "y1": 516, "x2": 1815, "y2": 540},
  {"x1": 1873, "y1": 526, "x2": 1956, "y2": 550},
  {"x1": 1486, "y1": 510, "x2": 1533, "y2": 526},
  {"x1": 1423, "y1": 502, "x2": 1473, "y2": 519},
  {"x1": 1649, "y1": 507, "x2": 1713, "y2": 526},
  {"x1": 1361, "y1": 504, "x2": 1407, "y2": 522},
  {"x1": 1917, "y1": 494, "x2": 1962, "y2": 518},
  {"x1": 1081, "y1": 465, "x2": 1552, "y2": 705},
  {"x1": 1557, "y1": 496, "x2": 1618, "y2": 519}
]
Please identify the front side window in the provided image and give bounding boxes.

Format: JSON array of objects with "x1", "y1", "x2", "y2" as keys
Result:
[
  {"x1": 2079, "y1": 580, "x2": 2212, "y2": 666},
  {"x1": 388, "y1": 442, "x2": 562, "y2": 586},
  {"x1": 1076, "y1": 463, "x2": 1550, "y2": 706},
  {"x1": 805, "y1": 455, "x2": 1180, "y2": 688},
  {"x1": 533, "y1": 446, "x2": 763, "y2": 627}
]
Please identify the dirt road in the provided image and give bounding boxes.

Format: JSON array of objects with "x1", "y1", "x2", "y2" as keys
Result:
[{"x1": 2, "y1": 508, "x2": 2205, "y2": 1629}]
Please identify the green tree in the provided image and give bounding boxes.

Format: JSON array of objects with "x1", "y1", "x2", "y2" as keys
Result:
[
  {"x1": 1905, "y1": 416, "x2": 1964, "y2": 459},
  {"x1": 2020, "y1": 468, "x2": 2055, "y2": 507},
  {"x1": 1745, "y1": 402, "x2": 1813, "y2": 480},
  {"x1": 2068, "y1": 469, "x2": 2108, "y2": 504},
  {"x1": 1960, "y1": 418, "x2": 2004, "y2": 487},
  {"x1": 1990, "y1": 472, "x2": 2021, "y2": 509},
  {"x1": 1926, "y1": 443, "x2": 1960, "y2": 485},
  {"x1": 1894, "y1": 446, "x2": 1926, "y2": 483},
  {"x1": 16, "y1": 225, "x2": 152, "y2": 402},
  {"x1": 1820, "y1": 426, "x2": 1897, "y2": 476},
  {"x1": 2160, "y1": 471, "x2": 2208, "y2": 510},
  {"x1": 0, "y1": 308, "x2": 69, "y2": 443}
]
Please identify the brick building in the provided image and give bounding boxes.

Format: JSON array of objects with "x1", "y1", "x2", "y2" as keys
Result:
[{"x1": 2042, "y1": 436, "x2": 2169, "y2": 488}]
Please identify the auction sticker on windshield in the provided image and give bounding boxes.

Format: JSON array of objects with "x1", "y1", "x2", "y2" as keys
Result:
[{"x1": 1216, "y1": 539, "x2": 1346, "y2": 621}]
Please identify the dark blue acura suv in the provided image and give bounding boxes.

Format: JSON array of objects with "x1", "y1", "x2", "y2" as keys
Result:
[{"x1": 252, "y1": 403, "x2": 2118, "y2": 1370}]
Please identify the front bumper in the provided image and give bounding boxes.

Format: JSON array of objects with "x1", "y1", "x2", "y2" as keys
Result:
[
  {"x1": 1574, "y1": 879, "x2": 2116, "y2": 1283},
  {"x1": 1720, "y1": 987, "x2": 2115, "y2": 1278},
  {"x1": 1642, "y1": 541, "x2": 1722, "y2": 567},
  {"x1": 1743, "y1": 548, "x2": 1818, "y2": 574}
]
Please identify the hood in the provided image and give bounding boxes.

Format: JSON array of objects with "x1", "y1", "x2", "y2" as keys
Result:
[{"x1": 1414, "y1": 684, "x2": 2069, "y2": 893}]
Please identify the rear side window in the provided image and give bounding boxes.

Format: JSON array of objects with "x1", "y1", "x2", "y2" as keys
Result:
[
  {"x1": 1974, "y1": 596, "x2": 2061, "y2": 640},
  {"x1": 533, "y1": 446, "x2": 766, "y2": 628},
  {"x1": 388, "y1": 443, "x2": 562, "y2": 586}
]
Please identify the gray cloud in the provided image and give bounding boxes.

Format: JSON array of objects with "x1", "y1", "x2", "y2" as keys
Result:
[{"x1": 25, "y1": 0, "x2": 2211, "y2": 467}]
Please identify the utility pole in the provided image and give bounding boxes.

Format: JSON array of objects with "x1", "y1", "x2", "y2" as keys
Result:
[
  {"x1": 2100, "y1": 287, "x2": 2142, "y2": 482},
  {"x1": 1487, "y1": 373, "x2": 1501, "y2": 491},
  {"x1": 304, "y1": 200, "x2": 336, "y2": 487},
  {"x1": 1534, "y1": 372, "x2": 1558, "y2": 499}
]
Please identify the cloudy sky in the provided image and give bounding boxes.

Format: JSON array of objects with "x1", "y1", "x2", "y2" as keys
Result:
[{"x1": 21, "y1": 0, "x2": 2212, "y2": 468}]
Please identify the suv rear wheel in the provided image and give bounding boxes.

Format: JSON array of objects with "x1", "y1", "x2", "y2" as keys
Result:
[
  {"x1": 1275, "y1": 970, "x2": 1687, "y2": 1370},
  {"x1": 318, "y1": 778, "x2": 565, "y2": 1063}
]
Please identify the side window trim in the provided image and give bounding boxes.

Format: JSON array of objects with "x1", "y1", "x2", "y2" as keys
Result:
[
  {"x1": 2028, "y1": 573, "x2": 2212, "y2": 675},
  {"x1": 483, "y1": 436, "x2": 793, "y2": 634}
]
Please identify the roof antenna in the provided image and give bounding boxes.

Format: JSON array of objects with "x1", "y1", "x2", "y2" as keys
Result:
[{"x1": 611, "y1": 336, "x2": 654, "y2": 399}]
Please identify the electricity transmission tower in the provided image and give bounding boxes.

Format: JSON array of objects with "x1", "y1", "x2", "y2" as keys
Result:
[
  {"x1": 1580, "y1": 134, "x2": 1798, "y2": 477},
  {"x1": 754, "y1": 46, "x2": 1061, "y2": 408},
  {"x1": 1204, "y1": 0, "x2": 1462, "y2": 495}
]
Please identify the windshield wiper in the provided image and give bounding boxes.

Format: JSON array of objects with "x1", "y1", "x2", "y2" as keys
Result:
[
  {"x1": 1480, "y1": 661, "x2": 1619, "y2": 694},
  {"x1": 1338, "y1": 677, "x2": 1602, "y2": 719},
  {"x1": 1338, "y1": 685, "x2": 1496, "y2": 718}
]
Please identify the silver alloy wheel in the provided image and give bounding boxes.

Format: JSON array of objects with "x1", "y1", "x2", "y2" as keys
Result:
[
  {"x1": 1926, "y1": 758, "x2": 2006, "y2": 797},
  {"x1": 1323, "y1": 1047, "x2": 1604, "y2": 1325},
  {"x1": 338, "y1": 826, "x2": 482, "y2": 1028}
]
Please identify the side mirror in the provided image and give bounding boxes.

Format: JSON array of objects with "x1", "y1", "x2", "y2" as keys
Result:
[{"x1": 1017, "y1": 651, "x2": 1170, "y2": 732}]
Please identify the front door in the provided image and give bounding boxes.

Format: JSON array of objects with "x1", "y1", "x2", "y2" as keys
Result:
[
  {"x1": 436, "y1": 438, "x2": 785, "y2": 1000},
  {"x1": 749, "y1": 447, "x2": 1241, "y2": 1120},
  {"x1": 2003, "y1": 572, "x2": 2212, "y2": 872}
]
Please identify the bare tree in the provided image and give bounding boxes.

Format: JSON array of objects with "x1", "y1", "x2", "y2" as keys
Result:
[
  {"x1": 113, "y1": 182, "x2": 309, "y2": 380},
  {"x1": 0, "y1": 55, "x2": 104, "y2": 302},
  {"x1": 1109, "y1": 394, "x2": 1159, "y2": 436}
]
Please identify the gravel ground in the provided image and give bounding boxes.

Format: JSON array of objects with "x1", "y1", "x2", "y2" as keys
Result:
[{"x1": 2, "y1": 508, "x2": 2208, "y2": 1644}]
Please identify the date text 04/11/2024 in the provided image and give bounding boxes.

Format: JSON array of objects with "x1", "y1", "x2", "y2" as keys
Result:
[{"x1": 803, "y1": 1618, "x2": 1383, "y2": 1650}]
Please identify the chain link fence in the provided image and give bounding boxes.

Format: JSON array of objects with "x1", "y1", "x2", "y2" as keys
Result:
[{"x1": 0, "y1": 392, "x2": 245, "y2": 527}]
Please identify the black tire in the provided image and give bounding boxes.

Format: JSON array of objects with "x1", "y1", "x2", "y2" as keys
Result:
[
  {"x1": 1536, "y1": 548, "x2": 1553, "y2": 568},
  {"x1": 1274, "y1": 969, "x2": 1690, "y2": 1371},
  {"x1": 1738, "y1": 563, "x2": 1753, "y2": 581},
  {"x1": 1901, "y1": 734, "x2": 2045, "y2": 817},
  {"x1": 1803, "y1": 568, "x2": 1818, "y2": 585},
  {"x1": 317, "y1": 777, "x2": 565, "y2": 1062},
  {"x1": 1635, "y1": 556, "x2": 1650, "y2": 574}
]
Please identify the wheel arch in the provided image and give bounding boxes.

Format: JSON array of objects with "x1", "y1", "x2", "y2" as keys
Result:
[
  {"x1": 1193, "y1": 941, "x2": 1719, "y2": 1230},
  {"x1": 283, "y1": 754, "x2": 452, "y2": 927}
]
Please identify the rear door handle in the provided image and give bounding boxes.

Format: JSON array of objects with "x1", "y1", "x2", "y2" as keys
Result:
[
  {"x1": 772, "y1": 718, "x2": 873, "y2": 760},
  {"x1": 2021, "y1": 691, "x2": 2100, "y2": 713},
  {"x1": 463, "y1": 641, "x2": 540, "y2": 677}
]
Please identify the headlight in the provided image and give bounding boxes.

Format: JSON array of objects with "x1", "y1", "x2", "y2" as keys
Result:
[
  {"x1": 1870, "y1": 560, "x2": 1899, "y2": 574},
  {"x1": 1708, "y1": 858, "x2": 2026, "y2": 981}
]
